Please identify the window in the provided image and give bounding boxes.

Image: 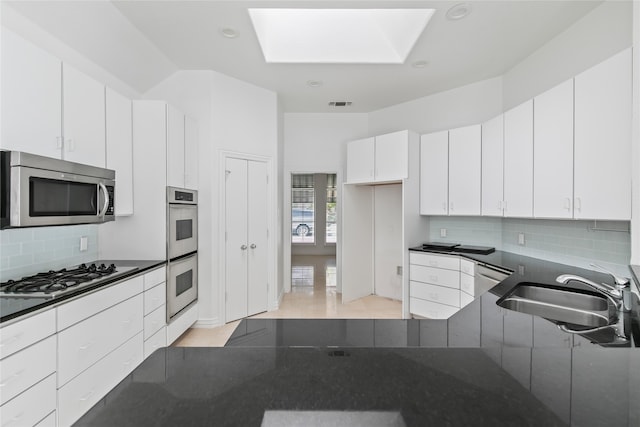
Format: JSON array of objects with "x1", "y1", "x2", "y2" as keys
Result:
[
  {"x1": 326, "y1": 174, "x2": 337, "y2": 243},
  {"x1": 291, "y1": 174, "x2": 315, "y2": 243}
]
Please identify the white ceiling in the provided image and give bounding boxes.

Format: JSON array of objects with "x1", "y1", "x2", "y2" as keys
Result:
[{"x1": 5, "y1": 1, "x2": 603, "y2": 113}]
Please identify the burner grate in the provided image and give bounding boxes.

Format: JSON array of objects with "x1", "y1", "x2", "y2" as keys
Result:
[{"x1": 1, "y1": 263, "x2": 118, "y2": 295}]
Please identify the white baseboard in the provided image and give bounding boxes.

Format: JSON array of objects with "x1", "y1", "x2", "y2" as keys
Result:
[{"x1": 193, "y1": 317, "x2": 220, "y2": 328}]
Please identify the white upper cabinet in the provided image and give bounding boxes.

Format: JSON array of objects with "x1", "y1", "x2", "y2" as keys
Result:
[
  {"x1": 420, "y1": 131, "x2": 449, "y2": 215},
  {"x1": 62, "y1": 63, "x2": 106, "y2": 167},
  {"x1": 346, "y1": 137, "x2": 375, "y2": 183},
  {"x1": 448, "y1": 125, "x2": 481, "y2": 216},
  {"x1": 106, "y1": 87, "x2": 134, "y2": 216},
  {"x1": 346, "y1": 131, "x2": 409, "y2": 184},
  {"x1": 574, "y1": 48, "x2": 631, "y2": 220},
  {"x1": 167, "y1": 105, "x2": 186, "y2": 188},
  {"x1": 481, "y1": 114, "x2": 504, "y2": 216},
  {"x1": 1, "y1": 28, "x2": 62, "y2": 157},
  {"x1": 503, "y1": 100, "x2": 534, "y2": 217},
  {"x1": 374, "y1": 130, "x2": 409, "y2": 183},
  {"x1": 184, "y1": 116, "x2": 199, "y2": 190},
  {"x1": 533, "y1": 79, "x2": 574, "y2": 219}
]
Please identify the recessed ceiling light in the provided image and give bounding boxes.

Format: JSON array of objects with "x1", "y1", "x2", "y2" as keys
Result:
[
  {"x1": 220, "y1": 28, "x2": 238, "y2": 38},
  {"x1": 446, "y1": 3, "x2": 472, "y2": 21},
  {"x1": 307, "y1": 80, "x2": 323, "y2": 88},
  {"x1": 412, "y1": 60, "x2": 429, "y2": 69}
]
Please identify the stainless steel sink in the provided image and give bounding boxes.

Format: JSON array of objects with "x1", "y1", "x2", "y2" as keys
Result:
[{"x1": 497, "y1": 283, "x2": 614, "y2": 327}]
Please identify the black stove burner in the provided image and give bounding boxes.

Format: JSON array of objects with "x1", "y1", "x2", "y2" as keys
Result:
[{"x1": 0, "y1": 263, "x2": 118, "y2": 295}]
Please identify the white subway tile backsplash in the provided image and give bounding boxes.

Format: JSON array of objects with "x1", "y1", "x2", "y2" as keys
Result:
[
  {"x1": 428, "y1": 217, "x2": 631, "y2": 277},
  {"x1": 0, "y1": 225, "x2": 98, "y2": 281}
]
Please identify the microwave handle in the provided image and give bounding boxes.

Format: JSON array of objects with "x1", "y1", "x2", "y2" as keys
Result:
[{"x1": 98, "y1": 183, "x2": 110, "y2": 217}]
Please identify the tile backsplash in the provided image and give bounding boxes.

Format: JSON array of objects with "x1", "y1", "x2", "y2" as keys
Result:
[
  {"x1": 428, "y1": 217, "x2": 631, "y2": 277},
  {"x1": 0, "y1": 225, "x2": 98, "y2": 281}
]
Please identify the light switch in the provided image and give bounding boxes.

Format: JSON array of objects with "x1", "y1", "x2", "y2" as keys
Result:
[
  {"x1": 440, "y1": 228, "x2": 447, "y2": 238},
  {"x1": 518, "y1": 233, "x2": 525, "y2": 246}
]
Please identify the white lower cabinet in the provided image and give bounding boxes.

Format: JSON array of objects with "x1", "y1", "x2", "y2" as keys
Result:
[
  {"x1": 57, "y1": 294, "x2": 143, "y2": 387},
  {"x1": 409, "y1": 253, "x2": 479, "y2": 318},
  {"x1": 0, "y1": 374, "x2": 56, "y2": 427},
  {"x1": 144, "y1": 327, "x2": 167, "y2": 359},
  {"x1": 58, "y1": 333, "x2": 143, "y2": 426}
]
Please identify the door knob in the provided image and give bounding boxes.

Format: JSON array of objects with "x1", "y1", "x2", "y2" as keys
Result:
[
  {"x1": 250, "y1": 244, "x2": 257, "y2": 249},
  {"x1": 240, "y1": 244, "x2": 247, "y2": 250}
]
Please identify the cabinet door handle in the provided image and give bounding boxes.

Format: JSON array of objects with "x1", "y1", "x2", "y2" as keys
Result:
[
  {"x1": 79, "y1": 341, "x2": 94, "y2": 351},
  {"x1": 79, "y1": 390, "x2": 95, "y2": 402},
  {"x1": 0, "y1": 333, "x2": 23, "y2": 348},
  {"x1": 250, "y1": 244, "x2": 257, "y2": 249},
  {"x1": 66, "y1": 138, "x2": 75, "y2": 152},
  {"x1": 575, "y1": 197, "x2": 582, "y2": 212},
  {"x1": 0, "y1": 369, "x2": 25, "y2": 388},
  {"x1": 241, "y1": 244, "x2": 247, "y2": 250},
  {"x1": 56, "y1": 136, "x2": 63, "y2": 149},
  {"x1": 564, "y1": 197, "x2": 571, "y2": 211},
  {"x1": 450, "y1": 202, "x2": 454, "y2": 212}
]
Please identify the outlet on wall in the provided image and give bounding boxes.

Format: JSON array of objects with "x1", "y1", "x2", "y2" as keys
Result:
[
  {"x1": 518, "y1": 233, "x2": 525, "y2": 246},
  {"x1": 80, "y1": 236, "x2": 88, "y2": 252},
  {"x1": 440, "y1": 228, "x2": 447, "y2": 238}
]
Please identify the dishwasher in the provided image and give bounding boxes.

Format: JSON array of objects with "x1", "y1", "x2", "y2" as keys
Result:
[{"x1": 475, "y1": 262, "x2": 511, "y2": 293}]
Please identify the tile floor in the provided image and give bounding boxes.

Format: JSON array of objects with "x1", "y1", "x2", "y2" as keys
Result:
[{"x1": 173, "y1": 255, "x2": 402, "y2": 347}]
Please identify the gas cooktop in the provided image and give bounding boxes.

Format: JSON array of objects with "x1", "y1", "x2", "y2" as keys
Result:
[{"x1": 0, "y1": 263, "x2": 138, "y2": 299}]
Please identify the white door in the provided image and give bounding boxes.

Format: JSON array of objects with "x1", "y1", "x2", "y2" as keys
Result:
[
  {"x1": 449, "y1": 125, "x2": 481, "y2": 215},
  {"x1": 574, "y1": 48, "x2": 632, "y2": 220},
  {"x1": 62, "y1": 64, "x2": 105, "y2": 167},
  {"x1": 504, "y1": 100, "x2": 534, "y2": 217},
  {"x1": 481, "y1": 114, "x2": 504, "y2": 216},
  {"x1": 1, "y1": 28, "x2": 62, "y2": 157},
  {"x1": 375, "y1": 130, "x2": 408, "y2": 182},
  {"x1": 346, "y1": 137, "x2": 375, "y2": 183},
  {"x1": 225, "y1": 157, "x2": 249, "y2": 322},
  {"x1": 247, "y1": 161, "x2": 268, "y2": 316},
  {"x1": 167, "y1": 105, "x2": 186, "y2": 188},
  {"x1": 534, "y1": 79, "x2": 574, "y2": 219},
  {"x1": 419, "y1": 131, "x2": 449, "y2": 215},
  {"x1": 105, "y1": 87, "x2": 133, "y2": 216}
]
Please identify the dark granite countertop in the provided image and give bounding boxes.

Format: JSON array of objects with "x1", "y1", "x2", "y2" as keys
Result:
[
  {"x1": 75, "y1": 252, "x2": 640, "y2": 426},
  {"x1": 0, "y1": 259, "x2": 166, "y2": 324}
]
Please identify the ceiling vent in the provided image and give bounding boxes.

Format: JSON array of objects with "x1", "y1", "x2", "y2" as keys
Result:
[{"x1": 328, "y1": 101, "x2": 352, "y2": 107}]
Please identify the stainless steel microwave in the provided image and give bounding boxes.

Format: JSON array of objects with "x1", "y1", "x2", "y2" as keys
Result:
[{"x1": 0, "y1": 151, "x2": 115, "y2": 229}]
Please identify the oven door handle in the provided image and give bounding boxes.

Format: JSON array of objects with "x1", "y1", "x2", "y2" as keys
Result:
[{"x1": 98, "y1": 183, "x2": 110, "y2": 217}]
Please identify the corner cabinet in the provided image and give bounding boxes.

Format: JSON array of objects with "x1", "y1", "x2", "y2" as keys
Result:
[
  {"x1": 419, "y1": 125, "x2": 481, "y2": 216},
  {"x1": 106, "y1": 87, "x2": 134, "y2": 216},
  {"x1": 167, "y1": 106, "x2": 199, "y2": 190},
  {"x1": 346, "y1": 130, "x2": 409, "y2": 184}
]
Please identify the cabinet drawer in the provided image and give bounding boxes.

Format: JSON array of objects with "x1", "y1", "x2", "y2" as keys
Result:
[
  {"x1": 144, "y1": 326, "x2": 166, "y2": 359},
  {"x1": 410, "y1": 281, "x2": 459, "y2": 308},
  {"x1": 0, "y1": 335, "x2": 56, "y2": 406},
  {"x1": 409, "y1": 265, "x2": 459, "y2": 289},
  {"x1": 144, "y1": 305, "x2": 166, "y2": 340},
  {"x1": 460, "y1": 259, "x2": 475, "y2": 276},
  {"x1": 144, "y1": 266, "x2": 166, "y2": 291},
  {"x1": 460, "y1": 291, "x2": 474, "y2": 308},
  {"x1": 58, "y1": 294, "x2": 143, "y2": 386},
  {"x1": 460, "y1": 273, "x2": 475, "y2": 296},
  {"x1": 34, "y1": 411, "x2": 56, "y2": 427},
  {"x1": 409, "y1": 253, "x2": 459, "y2": 270},
  {"x1": 58, "y1": 332, "x2": 143, "y2": 427},
  {"x1": 410, "y1": 298, "x2": 460, "y2": 320},
  {"x1": 58, "y1": 275, "x2": 143, "y2": 330},
  {"x1": 144, "y1": 282, "x2": 166, "y2": 315},
  {"x1": 0, "y1": 374, "x2": 56, "y2": 427},
  {"x1": 0, "y1": 309, "x2": 55, "y2": 360}
]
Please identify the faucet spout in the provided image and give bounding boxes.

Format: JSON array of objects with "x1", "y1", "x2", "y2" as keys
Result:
[{"x1": 555, "y1": 274, "x2": 629, "y2": 311}]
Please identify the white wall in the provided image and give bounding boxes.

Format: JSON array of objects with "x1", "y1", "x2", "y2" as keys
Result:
[
  {"x1": 283, "y1": 113, "x2": 369, "y2": 292},
  {"x1": 632, "y1": 2, "x2": 640, "y2": 266},
  {"x1": 502, "y1": 1, "x2": 632, "y2": 110}
]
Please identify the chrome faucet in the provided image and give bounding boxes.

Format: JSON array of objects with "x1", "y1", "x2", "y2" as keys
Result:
[{"x1": 556, "y1": 264, "x2": 631, "y2": 312}]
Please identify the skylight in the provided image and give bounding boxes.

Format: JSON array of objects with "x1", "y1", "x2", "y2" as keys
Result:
[{"x1": 248, "y1": 8, "x2": 435, "y2": 64}]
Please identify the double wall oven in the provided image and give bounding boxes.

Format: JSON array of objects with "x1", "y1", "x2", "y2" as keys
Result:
[{"x1": 166, "y1": 187, "x2": 198, "y2": 322}]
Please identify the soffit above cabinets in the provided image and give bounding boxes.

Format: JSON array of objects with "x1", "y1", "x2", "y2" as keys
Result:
[{"x1": 4, "y1": 1, "x2": 606, "y2": 112}]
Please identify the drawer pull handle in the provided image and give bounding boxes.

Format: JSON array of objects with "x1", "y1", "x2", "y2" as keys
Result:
[
  {"x1": 79, "y1": 342, "x2": 94, "y2": 351},
  {"x1": 79, "y1": 390, "x2": 94, "y2": 402},
  {"x1": 7, "y1": 412, "x2": 24, "y2": 425},
  {"x1": 0, "y1": 369, "x2": 25, "y2": 387},
  {"x1": 428, "y1": 261, "x2": 438, "y2": 267},
  {"x1": 429, "y1": 275, "x2": 438, "y2": 282},
  {"x1": 0, "y1": 333, "x2": 23, "y2": 348}
]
